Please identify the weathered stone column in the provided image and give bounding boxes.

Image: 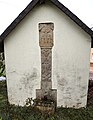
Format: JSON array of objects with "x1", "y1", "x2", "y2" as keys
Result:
[{"x1": 36, "y1": 23, "x2": 57, "y2": 103}]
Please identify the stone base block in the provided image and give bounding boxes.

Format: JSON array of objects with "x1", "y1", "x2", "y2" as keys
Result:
[
  {"x1": 36, "y1": 89, "x2": 57, "y2": 104},
  {"x1": 35, "y1": 101, "x2": 55, "y2": 114}
]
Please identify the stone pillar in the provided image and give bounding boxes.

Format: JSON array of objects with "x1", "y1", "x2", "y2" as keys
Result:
[{"x1": 36, "y1": 23, "x2": 57, "y2": 103}]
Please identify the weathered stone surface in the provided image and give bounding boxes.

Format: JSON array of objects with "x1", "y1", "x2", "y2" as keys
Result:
[
  {"x1": 41, "y1": 48, "x2": 52, "y2": 82},
  {"x1": 36, "y1": 23, "x2": 57, "y2": 104},
  {"x1": 36, "y1": 89, "x2": 57, "y2": 103},
  {"x1": 41, "y1": 81, "x2": 52, "y2": 90},
  {"x1": 39, "y1": 23, "x2": 54, "y2": 48}
]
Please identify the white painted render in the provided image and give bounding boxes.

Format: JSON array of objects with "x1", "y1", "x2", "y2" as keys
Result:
[{"x1": 4, "y1": 1, "x2": 91, "y2": 108}]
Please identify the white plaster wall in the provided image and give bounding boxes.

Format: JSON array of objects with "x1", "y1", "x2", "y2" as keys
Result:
[{"x1": 4, "y1": 1, "x2": 91, "y2": 107}]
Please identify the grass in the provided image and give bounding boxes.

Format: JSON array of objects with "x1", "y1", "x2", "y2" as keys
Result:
[
  {"x1": 0, "y1": 80, "x2": 93, "y2": 120},
  {"x1": 0, "y1": 80, "x2": 9, "y2": 120}
]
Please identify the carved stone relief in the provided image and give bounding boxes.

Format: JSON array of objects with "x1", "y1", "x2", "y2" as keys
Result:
[
  {"x1": 39, "y1": 23, "x2": 54, "y2": 48},
  {"x1": 36, "y1": 23, "x2": 57, "y2": 103},
  {"x1": 41, "y1": 48, "x2": 52, "y2": 82}
]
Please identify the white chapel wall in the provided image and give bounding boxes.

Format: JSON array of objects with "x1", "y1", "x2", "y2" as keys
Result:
[{"x1": 4, "y1": 1, "x2": 91, "y2": 107}]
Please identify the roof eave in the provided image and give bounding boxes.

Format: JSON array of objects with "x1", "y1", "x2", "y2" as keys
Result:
[
  {"x1": 0, "y1": 0, "x2": 40, "y2": 41},
  {"x1": 0, "y1": 0, "x2": 93, "y2": 42},
  {"x1": 50, "y1": 0, "x2": 93, "y2": 37}
]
